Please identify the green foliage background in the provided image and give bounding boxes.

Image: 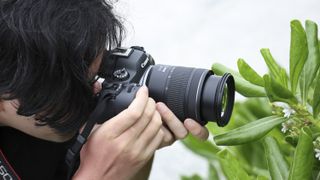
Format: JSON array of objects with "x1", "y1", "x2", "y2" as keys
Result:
[{"x1": 181, "y1": 20, "x2": 320, "y2": 180}]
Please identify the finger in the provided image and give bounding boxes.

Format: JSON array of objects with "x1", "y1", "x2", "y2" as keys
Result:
[
  {"x1": 127, "y1": 86, "x2": 149, "y2": 110},
  {"x1": 158, "y1": 126, "x2": 175, "y2": 148},
  {"x1": 100, "y1": 86, "x2": 149, "y2": 137},
  {"x1": 93, "y1": 81, "x2": 102, "y2": 95},
  {"x1": 135, "y1": 111, "x2": 162, "y2": 149},
  {"x1": 143, "y1": 128, "x2": 164, "y2": 157},
  {"x1": 125, "y1": 98, "x2": 156, "y2": 140},
  {"x1": 156, "y1": 102, "x2": 187, "y2": 139},
  {"x1": 184, "y1": 118, "x2": 209, "y2": 140}
]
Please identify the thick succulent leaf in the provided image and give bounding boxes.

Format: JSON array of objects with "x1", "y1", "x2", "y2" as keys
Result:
[
  {"x1": 214, "y1": 116, "x2": 286, "y2": 145},
  {"x1": 288, "y1": 127, "x2": 314, "y2": 180},
  {"x1": 300, "y1": 20, "x2": 320, "y2": 104},
  {"x1": 182, "y1": 134, "x2": 220, "y2": 160},
  {"x1": 290, "y1": 20, "x2": 308, "y2": 94},
  {"x1": 212, "y1": 63, "x2": 266, "y2": 97},
  {"x1": 260, "y1": 48, "x2": 287, "y2": 86},
  {"x1": 217, "y1": 149, "x2": 250, "y2": 180},
  {"x1": 263, "y1": 137, "x2": 289, "y2": 180},
  {"x1": 208, "y1": 163, "x2": 220, "y2": 180},
  {"x1": 314, "y1": 71, "x2": 320, "y2": 118},
  {"x1": 237, "y1": 58, "x2": 264, "y2": 87},
  {"x1": 263, "y1": 74, "x2": 298, "y2": 105}
]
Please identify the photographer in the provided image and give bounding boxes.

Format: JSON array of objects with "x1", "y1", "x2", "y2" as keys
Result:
[{"x1": 0, "y1": 0, "x2": 209, "y2": 179}]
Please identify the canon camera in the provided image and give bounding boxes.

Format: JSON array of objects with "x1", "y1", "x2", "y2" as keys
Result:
[{"x1": 92, "y1": 46, "x2": 235, "y2": 126}]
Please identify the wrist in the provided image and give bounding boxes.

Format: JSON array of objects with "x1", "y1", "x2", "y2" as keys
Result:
[
  {"x1": 72, "y1": 165, "x2": 102, "y2": 180},
  {"x1": 71, "y1": 165, "x2": 128, "y2": 180}
]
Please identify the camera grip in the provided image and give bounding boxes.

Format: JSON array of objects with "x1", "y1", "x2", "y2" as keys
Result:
[{"x1": 92, "y1": 83, "x2": 140, "y2": 124}]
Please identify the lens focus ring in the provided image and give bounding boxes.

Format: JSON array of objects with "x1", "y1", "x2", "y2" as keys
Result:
[{"x1": 165, "y1": 67, "x2": 194, "y2": 120}]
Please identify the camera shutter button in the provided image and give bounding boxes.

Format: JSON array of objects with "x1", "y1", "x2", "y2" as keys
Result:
[{"x1": 113, "y1": 68, "x2": 129, "y2": 80}]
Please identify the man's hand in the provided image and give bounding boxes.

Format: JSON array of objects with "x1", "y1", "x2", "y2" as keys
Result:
[
  {"x1": 74, "y1": 85, "x2": 210, "y2": 180},
  {"x1": 73, "y1": 86, "x2": 164, "y2": 180},
  {"x1": 131, "y1": 102, "x2": 210, "y2": 180},
  {"x1": 156, "y1": 102, "x2": 209, "y2": 149}
]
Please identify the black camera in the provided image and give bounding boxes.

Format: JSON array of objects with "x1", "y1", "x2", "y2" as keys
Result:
[
  {"x1": 65, "y1": 46, "x2": 235, "y2": 173},
  {"x1": 92, "y1": 46, "x2": 235, "y2": 126}
]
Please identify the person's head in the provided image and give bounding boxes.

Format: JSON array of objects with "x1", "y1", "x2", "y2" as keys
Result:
[{"x1": 0, "y1": 0, "x2": 124, "y2": 134}]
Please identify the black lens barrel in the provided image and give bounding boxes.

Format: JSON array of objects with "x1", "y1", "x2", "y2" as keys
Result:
[
  {"x1": 146, "y1": 64, "x2": 235, "y2": 126},
  {"x1": 201, "y1": 73, "x2": 234, "y2": 126}
]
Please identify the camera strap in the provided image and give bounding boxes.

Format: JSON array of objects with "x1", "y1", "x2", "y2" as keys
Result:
[
  {"x1": 65, "y1": 113, "x2": 97, "y2": 180},
  {"x1": 65, "y1": 86, "x2": 121, "y2": 179}
]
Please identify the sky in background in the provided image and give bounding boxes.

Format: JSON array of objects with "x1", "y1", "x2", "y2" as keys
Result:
[{"x1": 114, "y1": 0, "x2": 320, "y2": 179}]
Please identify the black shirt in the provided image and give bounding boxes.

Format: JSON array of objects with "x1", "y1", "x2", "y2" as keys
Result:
[{"x1": 0, "y1": 127, "x2": 73, "y2": 180}]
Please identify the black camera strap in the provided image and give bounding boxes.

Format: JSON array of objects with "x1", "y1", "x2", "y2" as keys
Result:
[
  {"x1": 65, "y1": 112, "x2": 98, "y2": 180},
  {"x1": 65, "y1": 85, "x2": 122, "y2": 179}
]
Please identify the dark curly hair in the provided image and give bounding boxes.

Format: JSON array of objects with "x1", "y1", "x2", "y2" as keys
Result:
[{"x1": 0, "y1": 0, "x2": 124, "y2": 134}]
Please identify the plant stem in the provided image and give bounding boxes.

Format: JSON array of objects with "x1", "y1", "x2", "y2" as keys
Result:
[{"x1": 292, "y1": 104, "x2": 320, "y2": 133}]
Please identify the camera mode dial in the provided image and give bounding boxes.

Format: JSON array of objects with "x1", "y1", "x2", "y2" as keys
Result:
[{"x1": 113, "y1": 68, "x2": 129, "y2": 80}]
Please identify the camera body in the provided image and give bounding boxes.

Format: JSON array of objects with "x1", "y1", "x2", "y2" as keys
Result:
[
  {"x1": 92, "y1": 46, "x2": 235, "y2": 126},
  {"x1": 99, "y1": 46, "x2": 154, "y2": 85},
  {"x1": 92, "y1": 46, "x2": 155, "y2": 123}
]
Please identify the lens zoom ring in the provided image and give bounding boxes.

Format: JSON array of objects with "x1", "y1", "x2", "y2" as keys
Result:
[{"x1": 165, "y1": 67, "x2": 193, "y2": 120}]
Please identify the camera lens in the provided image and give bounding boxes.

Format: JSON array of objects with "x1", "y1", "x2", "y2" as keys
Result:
[
  {"x1": 145, "y1": 65, "x2": 235, "y2": 126},
  {"x1": 200, "y1": 72, "x2": 234, "y2": 126},
  {"x1": 221, "y1": 84, "x2": 228, "y2": 116}
]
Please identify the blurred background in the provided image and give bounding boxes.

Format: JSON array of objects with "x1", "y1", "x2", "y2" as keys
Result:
[{"x1": 114, "y1": 0, "x2": 320, "y2": 179}]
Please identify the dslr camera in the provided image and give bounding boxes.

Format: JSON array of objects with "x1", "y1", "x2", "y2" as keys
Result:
[
  {"x1": 92, "y1": 46, "x2": 235, "y2": 126},
  {"x1": 65, "y1": 46, "x2": 235, "y2": 172}
]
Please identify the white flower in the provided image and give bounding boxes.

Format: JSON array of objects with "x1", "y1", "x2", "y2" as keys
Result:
[
  {"x1": 315, "y1": 149, "x2": 320, "y2": 161},
  {"x1": 273, "y1": 102, "x2": 295, "y2": 118},
  {"x1": 281, "y1": 123, "x2": 288, "y2": 133},
  {"x1": 281, "y1": 120, "x2": 294, "y2": 133},
  {"x1": 283, "y1": 108, "x2": 295, "y2": 118}
]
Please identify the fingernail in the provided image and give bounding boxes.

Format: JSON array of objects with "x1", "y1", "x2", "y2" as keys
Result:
[
  {"x1": 156, "y1": 102, "x2": 166, "y2": 112},
  {"x1": 139, "y1": 85, "x2": 148, "y2": 93}
]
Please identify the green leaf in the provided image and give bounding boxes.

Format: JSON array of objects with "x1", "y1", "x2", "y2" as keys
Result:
[
  {"x1": 235, "y1": 102, "x2": 259, "y2": 122},
  {"x1": 314, "y1": 71, "x2": 320, "y2": 118},
  {"x1": 217, "y1": 149, "x2": 250, "y2": 180},
  {"x1": 212, "y1": 63, "x2": 241, "y2": 76},
  {"x1": 237, "y1": 58, "x2": 264, "y2": 86},
  {"x1": 288, "y1": 127, "x2": 315, "y2": 180},
  {"x1": 300, "y1": 20, "x2": 320, "y2": 104},
  {"x1": 279, "y1": 68, "x2": 289, "y2": 89},
  {"x1": 208, "y1": 163, "x2": 220, "y2": 180},
  {"x1": 256, "y1": 176, "x2": 270, "y2": 180},
  {"x1": 263, "y1": 137, "x2": 289, "y2": 180},
  {"x1": 290, "y1": 20, "x2": 309, "y2": 94},
  {"x1": 263, "y1": 74, "x2": 298, "y2": 105},
  {"x1": 236, "y1": 141, "x2": 268, "y2": 171},
  {"x1": 260, "y1": 48, "x2": 288, "y2": 86},
  {"x1": 243, "y1": 98, "x2": 272, "y2": 118},
  {"x1": 214, "y1": 116, "x2": 287, "y2": 145},
  {"x1": 233, "y1": 76, "x2": 266, "y2": 97},
  {"x1": 212, "y1": 63, "x2": 266, "y2": 97},
  {"x1": 181, "y1": 174, "x2": 203, "y2": 180},
  {"x1": 182, "y1": 134, "x2": 221, "y2": 160}
]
